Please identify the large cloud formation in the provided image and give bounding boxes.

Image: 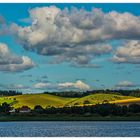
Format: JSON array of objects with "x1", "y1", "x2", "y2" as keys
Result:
[
  {"x1": 0, "y1": 43, "x2": 35, "y2": 72},
  {"x1": 11, "y1": 6, "x2": 140, "y2": 67},
  {"x1": 10, "y1": 6, "x2": 120, "y2": 67},
  {"x1": 112, "y1": 40, "x2": 140, "y2": 64},
  {"x1": 34, "y1": 80, "x2": 90, "y2": 91}
]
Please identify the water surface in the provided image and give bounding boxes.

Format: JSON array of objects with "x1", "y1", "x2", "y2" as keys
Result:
[{"x1": 0, "y1": 121, "x2": 140, "y2": 137}]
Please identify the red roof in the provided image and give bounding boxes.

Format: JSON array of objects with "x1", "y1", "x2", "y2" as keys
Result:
[{"x1": 20, "y1": 106, "x2": 30, "y2": 111}]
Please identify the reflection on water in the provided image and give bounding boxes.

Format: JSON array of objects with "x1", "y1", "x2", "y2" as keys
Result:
[{"x1": 0, "y1": 121, "x2": 140, "y2": 137}]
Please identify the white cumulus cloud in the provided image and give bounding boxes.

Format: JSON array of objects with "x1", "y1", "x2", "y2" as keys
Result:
[
  {"x1": 34, "y1": 80, "x2": 90, "y2": 91},
  {"x1": 58, "y1": 80, "x2": 90, "y2": 90},
  {"x1": 34, "y1": 82, "x2": 51, "y2": 89},
  {"x1": 0, "y1": 43, "x2": 35, "y2": 72},
  {"x1": 112, "y1": 40, "x2": 140, "y2": 64},
  {"x1": 115, "y1": 80, "x2": 138, "y2": 88}
]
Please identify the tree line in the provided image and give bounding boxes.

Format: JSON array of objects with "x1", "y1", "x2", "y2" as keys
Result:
[
  {"x1": 44, "y1": 91, "x2": 85, "y2": 97},
  {"x1": 85, "y1": 89, "x2": 140, "y2": 97},
  {"x1": 0, "y1": 90, "x2": 22, "y2": 96},
  {"x1": 44, "y1": 89, "x2": 140, "y2": 98},
  {"x1": 0, "y1": 89, "x2": 140, "y2": 98}
]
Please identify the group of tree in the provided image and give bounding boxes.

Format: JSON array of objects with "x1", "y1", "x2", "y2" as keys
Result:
[
  {"x1": 0, "y1": 103, "x2": 11, "y2": 114},
  {"x1": 0, "y1": 90, "x2": 22, "y2": 96},
  {"x1": 84, "y1": 89, "x2": 140, "y2": 97},
  {"x1": 32, "y1": 103, "x2": 140, "y2": 117},
  {"x1": 44, "y1": 91, "x2": 86, "y2": 97}
]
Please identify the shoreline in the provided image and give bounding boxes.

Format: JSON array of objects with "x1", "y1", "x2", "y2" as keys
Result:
[{"x1": 1, "y1": 115, "x2": 140, "y2": 122}]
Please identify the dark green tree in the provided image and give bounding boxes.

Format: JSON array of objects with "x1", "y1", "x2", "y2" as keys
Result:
[
  {"x1": 0, "y1": 102, "x2": 11, "y2": 114},
  {"x1": 129, "y1": 104, "x2": 140, "y2": 113},
  {"x1": 34, "y1": 105, "x2": 44, "y2": 114}
]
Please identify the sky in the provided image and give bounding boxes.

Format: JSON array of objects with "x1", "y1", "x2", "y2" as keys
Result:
[{"x1": 0, "y1": 3, "x2": 140, "y2": 93}]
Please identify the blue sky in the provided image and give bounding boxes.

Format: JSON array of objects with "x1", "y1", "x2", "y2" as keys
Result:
[{"x1": 0, "y1": 3, "x2": 140, "y2": 93}]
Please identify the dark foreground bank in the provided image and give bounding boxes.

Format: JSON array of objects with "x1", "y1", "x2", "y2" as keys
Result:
[
  {"x1": 1, "y1": 102, "x2": 140, "y2": 121},
  {"x1": 0, "y1": 114, "x2": 140, "y2": 121}
]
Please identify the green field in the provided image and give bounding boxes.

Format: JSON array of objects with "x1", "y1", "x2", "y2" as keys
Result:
[{"x1": 0, "y1": 93, "x2": 137, "y2": 109}]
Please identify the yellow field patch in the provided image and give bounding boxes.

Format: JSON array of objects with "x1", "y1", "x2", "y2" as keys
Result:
[{"x1": 110, "y1": 98, "x2": 140, "y2": 105}]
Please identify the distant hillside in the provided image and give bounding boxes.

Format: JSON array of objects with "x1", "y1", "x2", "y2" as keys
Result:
[
  {"x1": 66, "y1": 94, "x2": 136, "y2": 106},
  {"x1": 0, "y1": 93, "x2": 138, "y2": 109}
]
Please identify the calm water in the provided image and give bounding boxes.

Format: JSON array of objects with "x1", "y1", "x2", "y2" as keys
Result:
[{"x1": 0, "y1": 121, "x2": 140, "y2": 137}]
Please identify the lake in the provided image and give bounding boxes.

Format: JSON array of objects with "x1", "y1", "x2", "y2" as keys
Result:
[{"x1": 0, "y1": 121, "x2": 140, "y2": 137}]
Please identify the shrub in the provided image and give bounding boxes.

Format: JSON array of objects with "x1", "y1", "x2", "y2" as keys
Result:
[{"x1": 83, "y1": 100, "x2": 90, "y2": 105}]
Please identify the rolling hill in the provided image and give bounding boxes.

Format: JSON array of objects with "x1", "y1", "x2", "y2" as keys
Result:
[
  {"x1": 0, "y1": 93, "x2": 138, "y2": 109},
  {"x1": 66, "y1": 93, "x2": 136, "y2": 106},
  {"x1": 9, "y1": 94, "x2": 78, "y2": 109}
]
